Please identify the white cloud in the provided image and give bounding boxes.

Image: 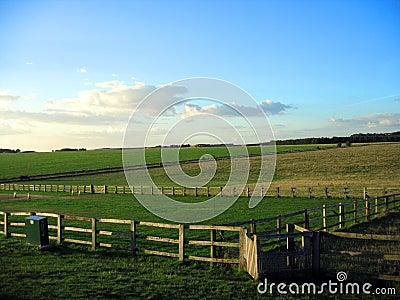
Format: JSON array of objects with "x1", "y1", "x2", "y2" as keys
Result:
[
  {"x1": 94, "y1": 80, "x2": 125, "y2": 88},
  {"x1": 0, "y1": 91, "x2": 20, "y2": 102},
  {"x1": 0, "y1": 81, "x2": 293, "y2": 150},
  {"x1": 0, "y1": 121, "x2": 28, "y2": 136},
  {"x1": 25, "y1": 61, "x2": 33, "y2": 65},
  {"x1": 179, "y1": 99, "x2": 293, "y2": 120},
  {"x1": 77, "y1": 67, "x2": 87, "y2": 73},
  {"x1": 259, "y1": 99, "x2": 293, "y2": 115},
  {"x1": 329, "y1": 113, "x2": 400, "y2": 129},
  {"x1": 111, "y1": 73, "x2": 118, "y2": 77}
]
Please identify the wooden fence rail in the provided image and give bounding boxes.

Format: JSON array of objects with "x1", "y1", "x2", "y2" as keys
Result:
[
  {"x1": 1, "y1": 183, "x2": 399, "y2": 199},
  {"x1": 1, "y1": 193, "x2": 399, "y2": 281},
  {"x1": 222, "y1": 194, "x2": 399, "y2": 237},
  {"x1": 0, "y1": 211, "x2": 246, "y2": 266}
]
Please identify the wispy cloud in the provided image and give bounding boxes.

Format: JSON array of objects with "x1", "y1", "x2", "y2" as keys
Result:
[
  {"x1": 179, "y1": 99, "x2": 293, "y2": 120},
  {"x1": 77, "y1": 67, "x2": 87, "y2": 73},
  {"x1": 25, "y1": 61, "x2": 33, "y2": 65},
  {"x1": 0, "y1": 121, "x2": 28, "y2": 136},
  {"x1": 0, "y1": 91, "x2": 20, "y2": 102},
  {"x1": 329, "y1": 113, "x2": 400, "y2": 129}
]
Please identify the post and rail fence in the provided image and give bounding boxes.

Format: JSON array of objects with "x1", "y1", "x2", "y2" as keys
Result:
[
  {"x1": 1, "y1": 193, "x2": 399, "y2": 280},
  {"x1": 1, "y1": 183, "x2": 399, "y2": 199}
]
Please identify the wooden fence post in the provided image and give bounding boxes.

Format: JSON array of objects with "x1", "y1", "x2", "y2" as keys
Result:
[
  {"x1": 286, "y1": 224, "x2": 295, "y2": 268},
  {"x1": 195, "y1": 187, "x2": 198, "y2": 197},
  {"x1": 57, "y1": 214, "x2": 62, "y2": 244},
  {"x1": 344, "y1": 187, "x2": 349, "y2": 199},
  {"x1": 276, "y1": 215, "x2": 282, "y2": 245},
  {"x1": 291, "y1": 187, "x2": 296, "y2": 198},
  {"x1": 353, "y1": 201, "x2": 357, "y2": 224},
  {"x1": 131, "y1": 220, "x2": 136, "y2": 256},
  {"x1": 276, "y1": 216, "x2": 282, "y2": 234},
  {"x1": 254, "y1": 234, "x2": 260, "y2": 280},
  {"x1": 239, "y1": 228, "x2": 247, "y2": 271},
  {"x1": 302, "y1": 234, "x2": 311, "y2": 259},
  {"x1": 375, "y1": 197, "x2": 379, "y2": 215},
  {"x1": 250, "y1": 219, "x2": 256, "y2": 234},
  {"x1": 183, "y1": 187, "x2": 186, "y2": 196},
  {"x1": 179, "y1": 224, "x2": 185, "y2": 261},
  {"x1": 4, "y1": 212, "x2": 9, "y2": 237},
  {"x1": 365, "y1": 198, "x2": 370, "y2": 222},
  {"x1": 172, "y1": 186, "x2": 175, "y2": 196},
  {"x1": 276, "y1": 187, "x2": 280, "y2": 198},
  {"x1": 220, "y1": 186, "x2": 223, "y2": 197},
  {"x1": 115, "y1": 186, "x2": 118, "y2": 194},
  {"x1": 308, "y1": 187, "x2": 312, "y2": 199},
  {"x1": 363, "y1": 187, "x2": 367, "y2": 200},
  {"x1": 304, "y1": 209, "x2": 310, "y2": 229},
  {"x1": 312, "y1": 231, "x2": 320, "y2": 277},
  {"x1": 385, "y1": 196, "x2": 389, "y2": 211},
  {"x1": 210, "y1": 229, "x2": 216, "y2": 259},
  {"x1": 104, "y1": 185, "x2": 107, "y2": 194},
  {"x1": 322, "y1": 205, "x2": 327, "y2": 231},
  {"x1": 207, "y1": 186, "x2": 210, "y2": 197},
  {"x1": 91, "y1": 218, "x2": 97, "y2": 250},
  {"x1": 339, "y1": 203, "x2": 344, "y2": 228},
  {"x1": 90, "y1": 184, "x2": 94, "y2": 194}
]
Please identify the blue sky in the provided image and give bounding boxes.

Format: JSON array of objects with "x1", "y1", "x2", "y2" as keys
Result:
[{"x1": 0, "y1": 0, "x2": 399, "y2": 151}]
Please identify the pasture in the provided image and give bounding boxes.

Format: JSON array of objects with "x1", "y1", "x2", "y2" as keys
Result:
[
  {"x1": 0, "y1": 144, "x2": 334, "y2": 181},
  {"x1": 0, "y1": 142, "x2": 399, "y2": 299},
  {"x1": 11, "y1": 143, "x2": 399, "y2": 199}
]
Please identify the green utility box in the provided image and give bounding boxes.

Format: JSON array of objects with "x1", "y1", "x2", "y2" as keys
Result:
[{"x1": 25, "y1": 216, "x2": 49, "y2": 247}]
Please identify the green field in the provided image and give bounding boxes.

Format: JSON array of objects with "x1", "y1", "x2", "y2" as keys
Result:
[
  {"x1": 0, "y1": 192, "x2": 344, "y2": 224},
  {"x1": 0, "y1": 208, "x2": 398, "y2": 299},
  {"x1": 1, "y1": 143, "x2": 399, "y2": 299},
  {"x1": 0, "y1": 144, "x2": 335, "y2": 181},
  {"x1": 13, "y1": 143, "x2": 399, "y2": 199}
]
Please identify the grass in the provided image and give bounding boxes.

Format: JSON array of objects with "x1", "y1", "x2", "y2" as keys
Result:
[
  {"x1": 0, "y1": 193, "x2": 349, "y2": 262},
  {"x1": 0, "y1": 192, "x2": 345, "y2": 224},
  {"x1": 320, "y1": 211, "x2": 400, "y2": 288},
  {"x1": 19, "y1": 143, "x2": 400, "y2": 199},
  {"x1": 0, "y1": 144, "x2": 335, "y2": 180},
  {"x1": 0, "y1": 212, "x2": 398, "y2": 299},
  {"x1": 0, "y1": 142, "x2": 398, "y2": 299},
  {"x1": 0, "y1": 237, "x2": 263, "y2": 300}
]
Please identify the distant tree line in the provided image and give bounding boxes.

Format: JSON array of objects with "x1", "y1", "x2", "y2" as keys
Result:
[
  {"x1": 54, "y1": 148, "x2": 87, "y2": 152},
  {"x1": 275, "y1": 131, "x2": 400, "y2": 145},
  {"x1": 0, "y1": 148, "x2": 20, "y2": 153}
]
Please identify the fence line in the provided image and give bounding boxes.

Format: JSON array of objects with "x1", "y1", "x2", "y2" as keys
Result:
[
  {"x1": 1, "y1": 183, "x2": 399, "y2": 199},
  {"x1": 0, "y1": 211, "x2": 245, "y2": 266},
  {"x1": 1, "y1": 193, "x2": 399, "y2": 280},
  {"x1": 222, "y1": 194, "x2": 399, "y2": 235}
]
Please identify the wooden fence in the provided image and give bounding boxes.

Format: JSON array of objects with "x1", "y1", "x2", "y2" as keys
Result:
[
  {"x1": 1, "y1": 193, "x2": 399, "y2": 281},
  {"x1": 1, "y1": 183, "x2": 399, "y2": 199},
  {"x1": 236, "y1": 193, "x2": 400, "y2": 280},
  {"x1": 0, "y1": 211, "x2": 246, "y2": 266},
  {"x1": 222, "y1": 194, "x2": 399, "y2": 235}
]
